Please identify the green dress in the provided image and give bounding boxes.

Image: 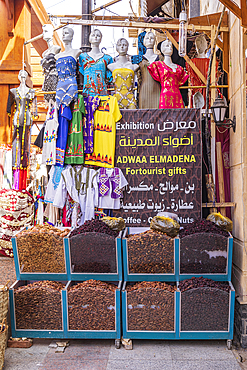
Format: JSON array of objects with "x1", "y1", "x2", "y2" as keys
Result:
[{"x1": 64, "y1": 94, "x2": 86, "y2": 164}]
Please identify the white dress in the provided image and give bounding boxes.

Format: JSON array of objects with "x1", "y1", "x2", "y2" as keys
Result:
[
  {"x1": 53, "y1": 165, "x2": 99, "y2": 224},
  {"x1": 44, "y1": 165, "x2": 64, "y2": 204},
  {"x1": 42, "y1": 100, "x2": 59, "y2": 165}
]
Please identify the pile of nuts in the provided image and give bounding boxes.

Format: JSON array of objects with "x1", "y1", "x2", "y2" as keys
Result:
[
  {"x1": 68, "y1": 280, "x2": 117, "y2": 331},
  {"x1": 126, "y1": 281, "x2": 176, "y2": 331},
  {"x1": 127, "y1": 230, "x2": 174, "y2": 274},
  {"x1": 14, "y1": 281, "x2": 64, "y2": 330},
  {"x1": 16, "y1": 225, "x2": 70, "y2": 273}
]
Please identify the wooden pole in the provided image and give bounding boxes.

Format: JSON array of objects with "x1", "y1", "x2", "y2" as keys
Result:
[{"x1": 216, "y1": 142, "x2": 226, "y2": 216}]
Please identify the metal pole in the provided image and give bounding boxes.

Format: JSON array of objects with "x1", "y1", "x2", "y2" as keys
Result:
[{"x1": 81, "y1": 0, "x2": 92, "y2": 52}]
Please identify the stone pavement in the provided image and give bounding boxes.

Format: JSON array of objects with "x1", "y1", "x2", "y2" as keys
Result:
[{"x1": 3, "y1": 339, "x2": 242, "y2": 370}]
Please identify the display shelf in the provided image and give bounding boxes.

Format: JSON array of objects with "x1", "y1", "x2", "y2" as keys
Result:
[
  {"x1": 178, "y1": 281, "x2": 235, "y2": 340},
  {"x1": 64, "y1": 280, "x2": 121, "y2": 340},
  {"x1": 122, "y1": 282, "x2": 179, "y2": 339},
  {"x1": 9, "y1": 280, "x2": 66, "y2": 339},
  {"x1": 122, "y1": 231, "x2": 179, "y2": 282},
  {"x1": 179, "y1": 233, "x2": 233, "y2": 281},
  {"x1": 12, "y1": 236, "x2": 69, "y2": 281},
  {"x1": 65, "y1": 233, "x2": 122, "y2": 281}
]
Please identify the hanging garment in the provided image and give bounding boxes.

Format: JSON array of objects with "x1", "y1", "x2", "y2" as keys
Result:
[
  {"x1": 0, "y1": 189, "x2": 34, "y2": 257},
  {"x1": 53, "y1": 165, "x2": 99, "y2": 225},
  {"x1": 43, "y1": 202, "x2": 59, "y2": 225},
  {"x1": 2, "y1": 149, "x2": 12, "y2": 189},
  {"x1": 7, "y1": 88, "x2": 35, "y2": 171},
  {"x1": 64, "y1": 95, "x2": 86, "y2": 165},
  {"x1": 112, "y1": 68, "x2": 137, "y2": 109},
  {"x1": 44, "y1": 165, "x2": 64, "y2": 204},
  {"x1": 79, "y1": 53, "x2": 113, "y2": 96},
  {"x1": 56, "y1": 56, "x2": 78, "y2": 107},
  {"x1": 98, "y1": 167, "x2": 128, "y2": 209},
  {"x1": 147, "y1": 61, "x2": 188, "y2": 109},
  {"x1": 56, "y1": 105, "x2": 72, "y2": 167},
  {"x1": 83, "y1": 96, "x2": 100, "y2": 154},
  {"x1": 137, "y1": 55, "x2": 162, "y2": 109},
  {"x1": 42, "y1": 100, "x2": 59, "y2": 165},
  {"x1": 13, "y1": 169, "x2": 27, "y2": 191},
  {"x1": 84, "y1": 96, "x2": 122, "y2": 168},
  {"x1": 41, "y1": 53, "x2": 58, "y2": 103}
]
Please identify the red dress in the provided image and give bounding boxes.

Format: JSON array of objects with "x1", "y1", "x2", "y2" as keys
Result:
[{"x1": 148, "y1": 61, "x2": 188, "y2": 109}]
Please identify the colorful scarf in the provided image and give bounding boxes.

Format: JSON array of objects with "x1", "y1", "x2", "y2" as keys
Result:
[{"x1": 99, "y1": 168, "x2": 121, "y2": 199}]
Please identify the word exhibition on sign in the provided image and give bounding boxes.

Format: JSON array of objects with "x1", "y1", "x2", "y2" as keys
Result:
[{"x1": 114, "y1": 109, "x2": 201, "y2": 227}]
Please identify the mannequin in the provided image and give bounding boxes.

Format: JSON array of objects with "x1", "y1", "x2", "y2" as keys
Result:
[
  {"x1": 41, "y1": 24, "x2": 61, "y2": 103},
  {"x1": 7, "y1": 70, "x2": 35, "y2": 190},
  {"x1": 107, "y1": 38, "x2": 139, "y2": 109},
  {"x1": 137, "y1": 31, "x2": 163, "y2": 109},
  {"x1": 79, "y1": 29, "x2": 113, "y2": 96},
  {"x1": 185, "y1": 34, "x2": 217, "y2": 108},
  {"x1": 55, "y1": 27, "x2": 80, "y2": 167},
  {"x1": 148, "y1": 39, "x2": 188, "y2": 109}
]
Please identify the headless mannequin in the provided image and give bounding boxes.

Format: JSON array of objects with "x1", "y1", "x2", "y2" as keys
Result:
[
  {"x1": 161, "y1": 39, "x2": 177, "y2": 72},
  {"x1": 107, "y1": 38, "x2": 139, "y2": 72},
  {"x1": 143, "y1": 31, "x2": 158, "y2": 64},
  {"x1": 42, "y1": 24, "x2": 61, "y2": 57},
  {"x1": 55, "y1": 27, "x2": 81, "y2": 61}
]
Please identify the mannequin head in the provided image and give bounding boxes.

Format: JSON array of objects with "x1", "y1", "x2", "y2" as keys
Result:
[
  {"x1": 89, "y1": 29, "x2": 102, "y2": 46},
  {"x1": 18, "y1": 69, "x2": 28, "y2": 83},
  {"x1": 42, "y1": 24, "x2": 54, "y2": 42},
  {"x1": 161, "y1": 39, "x2": 173, "y2": 56},
  {"x1": 143, "y1": 31, "x2": 156, "y2": 49},
  {"x1": 116, "y1": 38, "x2": 129, "y2": 56},
  {"x1": 195, "y1": 34, "x2": 207, "y2": 56},
  {"x1": 62, "y1": 27, "x2": 74, "y2": 44}
]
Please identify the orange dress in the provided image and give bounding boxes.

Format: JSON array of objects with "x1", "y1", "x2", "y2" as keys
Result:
[{"x1": 148, "y1": 61, "x2": 188, "y2": 109}]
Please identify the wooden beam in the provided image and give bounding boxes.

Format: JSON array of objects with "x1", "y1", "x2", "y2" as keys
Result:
[
  {"x1": 60, "y1": 18, "x2": 229, "y2": 32},
  {"x1": 164, "y1": 29, "x2": 207, "y2": 85},
  {"x1": 241, "y1": 0, "x2": 247, "y2": 27},
  {"x1": 202, "y1": 202, "x2": 235, "y2": 207},
  {"x1": 92, "y1": 0, "x2": 121, "y2": 13},
  {"x1": 218, "y1": 0, "x2": 241, "y2": 19},
  {"x1": 223, "y1": 32, "x2": 229, "y2": 74}
]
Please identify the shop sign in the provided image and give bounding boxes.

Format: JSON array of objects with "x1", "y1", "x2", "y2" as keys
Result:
[{"x1": 114, "y1": 109, "x2": 201, "y2": 227}]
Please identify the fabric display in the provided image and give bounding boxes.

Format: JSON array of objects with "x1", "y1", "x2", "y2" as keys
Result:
[
  {"x1": 42, "y1": 100, "x2": 59, "y2": 165},
  {"x1": 147, "y1": 61, "x2": 188, "y2": 109},
  {"x1": 112, "y1": 68, "x2": 137, "y2": 109},
  {"x1": 55, "y1": 56, "x2": 78, "y2": 107},
  {"x1": 0, "y1": 147, "x2": 12, "y2": 190},
  {"x1": 84, "y1": 95, "x2": 122, "y2": 168},
  {"x1": 64, "y1": 95, "x2": 86, "y2": 165},
  {"x1": 83, "y1": 95, "x2": 100, "y2": 154},
  {"x1": 0, "y1": 189, "x2": 34, "y2": 257},
  {"x1": 56, "y1": 105, "x2": 72, "y2": 167},
  {"x1": 98, "y1": 167, "x2": 128, "y2": 209},
  {"x1": 44, "y1": 165, "x2": 64, "y2": 204},
  {"x1": 79, "y1": 53, "x2": 113, "y2": 96},
  {"x1": 40, "y1": 53, "x2": 58, "y2": 103}
]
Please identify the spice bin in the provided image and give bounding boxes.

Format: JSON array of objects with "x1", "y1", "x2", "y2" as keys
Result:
[
  {"x1": 12, "y1": 228, "x2": 70, "y2": 281},
  {"x1": 64, "y1": 280, "x2": 121, "y2": 344},
  {"x1": 9, "y1": 280, "x2": 67, "y2": 339},
  {"x1": 65, "y1": 233, "x2": 122, "y2": 281},
  {"x1": 122, "y1": 282, "x2": 179, "y2": 339},
  {"x1": 122, "y1": 229, "x2": 179, "y2": 282},
  {"x1": 179, "y1": 233, "x2": 233, "y2": 281},
  {"x1": 178, "y1": 279, "x2": 235, "y2": 340}
]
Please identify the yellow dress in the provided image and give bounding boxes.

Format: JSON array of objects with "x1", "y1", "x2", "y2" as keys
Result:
[
  {"x1": 84, "y1": 95, "x2": 122, "y2": 168},
  {"x1": 112, "y1": 68, "x2": 137, "y2": 109}
]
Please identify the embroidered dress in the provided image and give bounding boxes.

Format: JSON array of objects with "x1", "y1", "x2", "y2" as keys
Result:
[
  {"x1": 147, "y1": 61, "x2": 188, "y2": 109},
  {"x1": 56, "y1": 105, "x2": 72, "y2": 167},
  {"x1": 79, "y1": 53, "x2": 113, "y2": 96},
  {"x1": 56, "y1": 56, "x2": 78, "y2": 107},
  {"x1": 41, "y1": 53, "x2": 58, "y2": 103},
  {"x1": 112, "y1": 68, "x2": 137, "y2": 109},
  {"x1": 84, "y1": 96, "x2": 122, "y2": 168},
  {"x1": 53, "y1": 165, "x2": 99, "y2": 225},
  {"x1": 98, "y1": 168, "x2": 128, "y2": 209},
  {"x1": 44, "y1": 165, "x2": 64, "y2": 204},
  {"x1": 42, "y1": 100, "x2": 59, "y2": 165},
  {"x1": 64, "y1": 95, "x2": 86, "y2": 165},
  {"x1": 83, "y1": 96, "x2": 100, "y2": 154}
]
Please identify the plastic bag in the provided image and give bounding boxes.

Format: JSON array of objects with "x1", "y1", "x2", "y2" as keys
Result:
[
  {"x1": 102, "y1": 217, "x2": 126, "y2": 232},
  {"x1": 206, "y1": 212, "x2": 233, "y2": 233},
  {"x1": 150, "y1": 216, "x2": 180, "y2": 237}
]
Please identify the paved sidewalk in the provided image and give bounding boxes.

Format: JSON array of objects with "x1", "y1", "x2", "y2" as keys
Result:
[{"x1": 3, "y1": 339, "x2": 242, "y2": 370}]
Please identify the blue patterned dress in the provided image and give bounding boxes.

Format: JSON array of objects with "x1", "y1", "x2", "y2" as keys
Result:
[
  {"x1": 79, "y1": 53, "x2": 113, "y2": 96},
  {"x1": 56, "y1": 56, "x2": 78, "y2": 107}
]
